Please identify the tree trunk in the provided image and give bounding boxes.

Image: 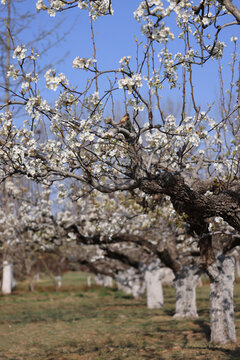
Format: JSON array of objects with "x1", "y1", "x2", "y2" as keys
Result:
[
  {"x1": 144, "y1": 261, "x2": 164, "y2": 309},
  {"x1": 28, "y1": 277, "x2": 35, "y2": 292},
  {"x1": 131, "y1": 276, "x2": 145, "y2": 298},
  {"x1": 159, "y1": 267, "x2": 175, "y2": 285},
  {"x1": 39, "y1": 257, "x2": 59, "y2": 291},
  {"x1": 145, "y1": 267, "x2": 164, "y2": 309},
  {"x1": 87, "y1": 276, "x2": 92, "y2": 287},
  {"x1": 173, "y1": 265, "x2": 200, "y2": 318},
  {"x1": 115, "y1": 269, "x2": 145, "y2": 298},
  {"x1": 236, "y1": 259, "x2": 240, "y2": 278},
  {"x1": 207, "y1": 255, "x2": 236, "y2": 344},
  {"x1": 25, "y1": 260, "x2": 35, "y2": 292},
  {"x1": 2, "y1": 260, "x2": 13, "y2": 295},
  {"x1": 55, "y1": 275, "x2": 62, "y2": 289},
  {"x1": 95, "y1": 274, "x2": 113, "y2": 287}
]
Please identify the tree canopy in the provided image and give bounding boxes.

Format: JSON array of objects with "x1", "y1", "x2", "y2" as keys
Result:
[{"x1": 0, "y1": 0, "x2": 240, "y2": 266}]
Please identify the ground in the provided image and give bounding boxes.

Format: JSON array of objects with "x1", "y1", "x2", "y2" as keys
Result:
[{"x1": 0, "y1": 272, "x2": 240, "y2": 360}]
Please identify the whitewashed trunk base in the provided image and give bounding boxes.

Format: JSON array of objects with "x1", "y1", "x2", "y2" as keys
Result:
[
  {"x1": 55, "y1": 275, "x2": 62, "y2": 289},
  {"x1": 95, "y1": 274, "x2": 113, "y2": 288},
  {"x1": 173, "y1": 265, "x2": 200, "y2": 318},
  {"x1": 145, "y1": 266, "x2": 164, "y2": 309},
  {"x1": 159, "y1": 267, "x2": 175, "y2": 285},
  {"x1": 87, "y1": 276, "x2": 92, "y2": 287},
  {"x1": 2, "y1": 261, "x2": 14, "y2": 295},
  {"x1": 236, "y1": 259, "x2": 240, "y2": 279},
  {"x1": 208, "y1": 256, "x2": 236, "y2": 344},
  {"x1": 115, "y1": 269, "x2": 145, "y2": 298}
]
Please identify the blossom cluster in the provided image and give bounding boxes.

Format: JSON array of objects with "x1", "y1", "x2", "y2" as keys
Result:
[
  {"x1": 118, "y1": 74, "x2": 143, "y2": 94},
  {"x1": 25, "y1": 96, "x2": 50, "y2": 120},
  {"x1": 7, "y1": 65, "x2": 19, "y2": 80},
  {"x1": 44, "y1": 69, "x2": 69, "y2": 91},
  {"x1": 13, "y1": 45, "x2": 27, "y2": 61},
  {"x1": 0, "y1": 0, "x2": 238, "y2": 217},
  {"x1": 141, "y1": 22, "x2": 174, "y2": 43},
  {"x1": 73, "y1": 57, "x2": 96, "y2": 70},
  {"x1": 36, "y1": 0, "x2": 113, "y2": 19}
]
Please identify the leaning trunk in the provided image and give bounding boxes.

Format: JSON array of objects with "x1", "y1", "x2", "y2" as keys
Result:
[
  {"x1": 207, "y1": 255, "x2": 236, "y2": 344},
  {"x1": 2, "y1": 260, "x2": 13, "y2": 295},
  {"x1": 173, "y1": 265, "x2": 200, "y2": 318}
]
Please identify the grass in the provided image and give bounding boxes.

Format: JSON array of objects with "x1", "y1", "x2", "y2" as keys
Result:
[{"x1": 0, "y1": 272, "x2": 240, "y2": 359}]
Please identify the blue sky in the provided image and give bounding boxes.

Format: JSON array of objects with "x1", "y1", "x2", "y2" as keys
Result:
[{"x1": 2, "y1": 0, "x2": 240, "y2": 117}]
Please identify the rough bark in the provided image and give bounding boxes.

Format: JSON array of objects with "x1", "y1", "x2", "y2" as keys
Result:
[
  {"x1": 65, "y1": 167, "x2": 240, "y2": 241},
  {"x1": 173, "y1": 265, "x2": 200, "y2": 318},
  {"x1": 207, "y1": 255, "x2": 236, "y2": 344},
  {"x1": 139, "y1": 174, "x2": 240, "y2": 236},
  {"x1": 219, "y1": 0, "x2": 240, "y2": 22}
]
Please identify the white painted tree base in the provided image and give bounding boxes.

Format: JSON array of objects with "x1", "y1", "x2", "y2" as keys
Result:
[
  {"x1": 207, "y1": 256, "x2": 236, "y2": 344},
  {"x1": 2, "y1": 261, "x2": 14, "y2": 295},
  {"x1": 95, "y1": 274, "x2": 113, "y2": 287},
  {"x1": 173, "y1": 265, "x2": 200, "y2": 318},
  {"x1": 55, "y1": 275, "x2": 62, "y2": 289},
  {"x1": 115, "y1": 268, "x2": 145, "y2": 298},
  {"x1": 145, "y1": 261, "x2": 164, "y2": 309}
]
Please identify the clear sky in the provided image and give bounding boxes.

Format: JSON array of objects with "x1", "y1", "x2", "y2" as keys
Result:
[{"x1": 2, "y1": 0, "x2": 240, "y2": 117}]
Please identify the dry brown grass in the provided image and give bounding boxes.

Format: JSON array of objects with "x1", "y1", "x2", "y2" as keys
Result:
[{"x1": 0, "y1": 272, "x2": 240, "y2": 360}]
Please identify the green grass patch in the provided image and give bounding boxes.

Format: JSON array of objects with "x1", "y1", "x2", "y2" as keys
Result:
[{"x1": 0, "y1": 272, "x2": 240, "y2": 359}]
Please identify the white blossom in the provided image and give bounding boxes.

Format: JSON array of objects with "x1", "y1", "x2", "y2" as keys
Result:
[
  {"x1": 13, "y1": 45, "x2": 27, "y2": 61},
  {"x1": 78, "y1": 0, "x2": 88, "y2": 9},
  {"x1": 7, "y1": 65, "x2": 19, "y2": 80},
  {"x1": 44, "y1": 69, "x2": 68, "y2": 91},
  {"x1": 73, "y1": 57, "x2": 96, "y2": 70},
  {"x1": 119, "y1": 56, "x2": 131, "y2": 66},
  {"x1": 118, "y1": 74, "x2": 142, "y2": 94},
  {"x1": 36, "y1": 0, "x2": 46, "y2": 11}
]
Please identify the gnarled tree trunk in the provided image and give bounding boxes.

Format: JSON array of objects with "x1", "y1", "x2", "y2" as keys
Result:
[
  {"x1": 207, "y1": 255, "x2": 236, "y2": 344},
  {"x1": 173, "y1": 265, "x2": 200, "y2": 318}
]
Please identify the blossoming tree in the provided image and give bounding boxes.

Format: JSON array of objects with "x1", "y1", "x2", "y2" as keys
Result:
[{"x1": 0, "y1": 0, "x2": 240, "y2": 344}]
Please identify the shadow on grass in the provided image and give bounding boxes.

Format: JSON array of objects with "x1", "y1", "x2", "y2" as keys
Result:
[
  {"x1": 188, "y1": 346, "x2": 240, "y2": 360},
  {"x1": 162, "y1": 308, "x2": 175, "y2": 317},
  {"x1": 45, "y1": 344, "x2": 166, "y2": 360},
  {"x1": 212, "y1": 346, "x2": 240, "y2": 360},
  {"x1": 194, "y1": 319, "x2": 210, "y2": 341}
]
